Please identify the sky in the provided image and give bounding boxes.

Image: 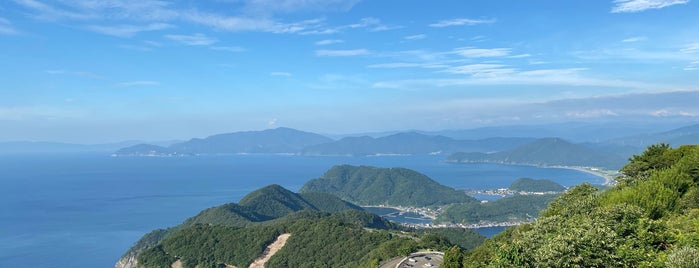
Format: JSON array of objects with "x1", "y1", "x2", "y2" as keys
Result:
[{"x1": 1, "y1": 0, "x2": 698, "y2": 143}]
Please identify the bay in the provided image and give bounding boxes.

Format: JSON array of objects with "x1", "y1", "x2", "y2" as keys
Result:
[{"x1": 0, "y1": 153, "x2": 603, "y2": 267}]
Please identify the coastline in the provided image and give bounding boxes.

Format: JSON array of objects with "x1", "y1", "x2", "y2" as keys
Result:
[
  {"x1": 554, "y1": 166, "x2": 618, "y2": 186},
  {"x1": 446, "y1": 159, "x2": 618, "y2": 186}
]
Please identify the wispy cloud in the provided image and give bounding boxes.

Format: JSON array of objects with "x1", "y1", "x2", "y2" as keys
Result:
[
  {"x1": 454, "y1": 47, "x2": 511, "y2": 58},
  {"x1": 316, "y1": 49, "x2": 369, "y2": 56},
  {"x1": 340, "y1": 17, "x2": 401, "y2": 32},
  {"x1": 86, "y1": 23, "x2": 173, "y2": 38},
  {"x1": 165, "y1": 33, "x2": 217, "y2": 46},
  {"x1": 442, "y1": 64, "x2": 516, "y2": 77},
  {"x1": 622, "y1": 36, "x2": 647, "y2": 42},
  {"x1": 685, "y1": 61, "x2": 699, "y2": 71},
  {"x1": 611, "y1": 0, "x2": 689, "y2": 13},
  {"x1": 270, "y1": 72, "x2": 292, "y2": 76},
  {"x1": 429, "y1": 18, "x2": 495, "y2": 27},
  {"x1": 117, "y1": 81, "x2": 161, "y2": 87},
  {"x1": 404, "y1": 34, "x2": 426, "y2": 40},
  {"x1": 241, "y1": 0, "x2": 361, "y2": 14},
  {"x1": 0, "y1": 17, "x2": 18, "y2": 35},
  {"x1": 46, "y1": 70, "x2": 102, "y2": 79},
  {"x1": 315, "y1": 39, "x2": 344, "y2": 46},
  {"x1": 373, "y1": 68, "x2": 655, "y2": 89},
  {"x1": 508, "y1": 54, "x2": 532, "y2": 58},
  {"x1": 12, "y1": 0, "x2": 354, "y2": 35},
  {"x1": 13, "y1": 0, "x2": 98, "y2": 20},
  {"x1": 367, "y1": 62, "x2": 449, "y2": 69},
  {"x1": 680, "y1": 43, "x2": 699, "y2": 53}
]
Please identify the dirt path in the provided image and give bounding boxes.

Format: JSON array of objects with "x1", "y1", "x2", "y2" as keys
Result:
[{"x1": 248, "y1": 233, "x2": 291, "y2": 268}]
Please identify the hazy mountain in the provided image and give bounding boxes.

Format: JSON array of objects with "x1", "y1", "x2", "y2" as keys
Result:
[
  {"x1": 421, "y1": 122, "x2": 690, "y2": 143},
  {"x1": 605, "y1": 123, "x2": 699, "y2": 148},
  {"x1": 113, "y1": 127, "x2": 333, "y2": 156},
  {"x1": 303, "y1": 132, "x2": 533, "y2": 156},
  {"x1": 0, "y1": 141, "x2": 141, "y2": 154},
  {"x1": 300, "y1": 165, "x2": 479, "y2": 206},
  {"x1": 447, "y1": 138, "x2": 627, "y2": 169}
]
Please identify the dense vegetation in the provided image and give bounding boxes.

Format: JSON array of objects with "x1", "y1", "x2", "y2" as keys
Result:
[
  {"x1": 436, "y1": 194, "x2": 558, "y2": 224},
  {"x1": 447, "y1": 137, "x2": 627, "y2": 169},
  {"x1": 136, "y1": 209, "x2": 485, "y2": 268},
  {"x1": 509, "y1": 177, "x2": 566, "y2": 192},
  {"x1": 299, "y1": 165, "x2": 478, "y2": 206},
  {"x1": 450, "y1": 144, "x2": 699, "y2": 267},
  {"x1": 127, "y1": 183, "x2": 487, "y2": 268},
  {"x1": 121, "y1": 184, "x2": 363, "y2": 265}
]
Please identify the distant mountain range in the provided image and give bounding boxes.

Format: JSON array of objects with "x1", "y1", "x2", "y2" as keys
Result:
[
  {"x1": 114, "y1": 127, "x2": 332, "y2": 156},
  {"x1": 112, "y1": 128, "x2": 534, "y2": 156},
  {"x1": 6, "y1": 123, "x2": 698, "y2": 170},
  {"x1": 447, "y1": 138, "x2": 627, "y2": 169},
  {"x1": 302, "y1": 132, "x2": 533, "y2": 156}
]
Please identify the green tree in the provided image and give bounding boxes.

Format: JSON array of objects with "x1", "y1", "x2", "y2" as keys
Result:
[{"x1": 442, "y1": 246, "x2": 463, "y2": 268}]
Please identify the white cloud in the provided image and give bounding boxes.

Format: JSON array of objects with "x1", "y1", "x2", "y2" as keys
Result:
[
  {"x1": 404, "y1": 34, "x2": 426, "y2": 40},
  {"x1": 0, "y1": 17, "x2": 18, "y2": 35},
  {"x1": 86, "y1": 23, "x2": 173, "y2": 37},
  {"x1": 315, "y1": 39, "x2": 344, "y2": 45},
  {"x1": 454, "y1": 47, "x2": 511, "y2": 58},
  {"x1": 685, "y1": 60, "x2": 699, "y2": 71},
  {"x1": 181, "y1": 11, "x2": 278, "y2": 32},
  {"x1": 508, "y1": 54, "x2": 532, "y2": 58},
  {"x1": 117, "y1": 81, "x2": 161, "y2": 87},
  {"x1": 442, "y1": 64, "x2": 516, "y2": 77},
  {"x1": 165, "y1": 33, "x2": 217, "y2": 46},
  {"x1": 316, "y1": 49, "x2": 369, "y2": 56},
  {"x1": 367, "y1": 62, "x2": 449, "y2": 69},
  {"x1": 267, "y1": 118, "x2": 278, "y2": 128},
  {"x1": 429, "y1": 18, "x2": 495, "y2": 27},
  {"x1": 346, "y1": 17, "x2": 400, "y2": 32},
  {"x1": 373, "y1": 68, "x2": 654, "y2": 89},
  {"x1": 13, "y1": 0, "x2": 98, "y2": 20},
  {"x1": 681, "y1": 43, "x2": 699, "y2": 53},
  {"x1": 611, "y1": 0, "x2": 689, "y2": 13},
  {"x1": 566, "y1": 109, "x2": 619, "y2": 118},
  {"x1": 622, "y1": 36, "x2": 647, "y2": 42},
  {"x1": 270, "y1": 72, "x2": 292, "y2": 76},
  {"x1": 241, "y1": 0, "x2": 360, "y2": 14}
]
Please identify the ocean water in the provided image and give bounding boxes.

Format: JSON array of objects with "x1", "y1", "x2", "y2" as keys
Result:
[{"x1": 0, "y1": 154, "x2": 603, "y2": 267}]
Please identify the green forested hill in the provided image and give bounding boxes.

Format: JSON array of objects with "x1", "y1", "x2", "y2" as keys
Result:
[
  {"x1": 436, "y1": 194, "x2": 558, "y2": 224},
  {"x1": 138, "y1": 210, "x2": 482, "y2": 268},
  {"x1": 509, "y1": 178, "x2": 566, "y2": 192},
  {"x1": 119, "y1": 184, "x2": 365, "y2": 267},
  {"x1": 450, "y1": 144, "x2": 699, "y2": 267},
  {"x1": 127, "y1": 184, "x2": 487, "y2": 268},
  {"x1": 299, "y1": 165, "x2": 479, "y2": 206}
]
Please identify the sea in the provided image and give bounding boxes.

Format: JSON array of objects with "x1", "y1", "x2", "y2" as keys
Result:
[{"x1": 0, "y1": 153, "x2": 604, "y2": 267}]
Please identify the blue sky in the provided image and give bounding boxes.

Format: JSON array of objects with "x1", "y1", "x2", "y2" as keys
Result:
[{"x1": 1, "y1": 0, "x2": 698, "y2": 143}]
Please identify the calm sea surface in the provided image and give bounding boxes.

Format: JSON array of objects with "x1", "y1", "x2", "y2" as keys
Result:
[{"x1": 0, "y1": 153, "x2": 603, "y2": 267}]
